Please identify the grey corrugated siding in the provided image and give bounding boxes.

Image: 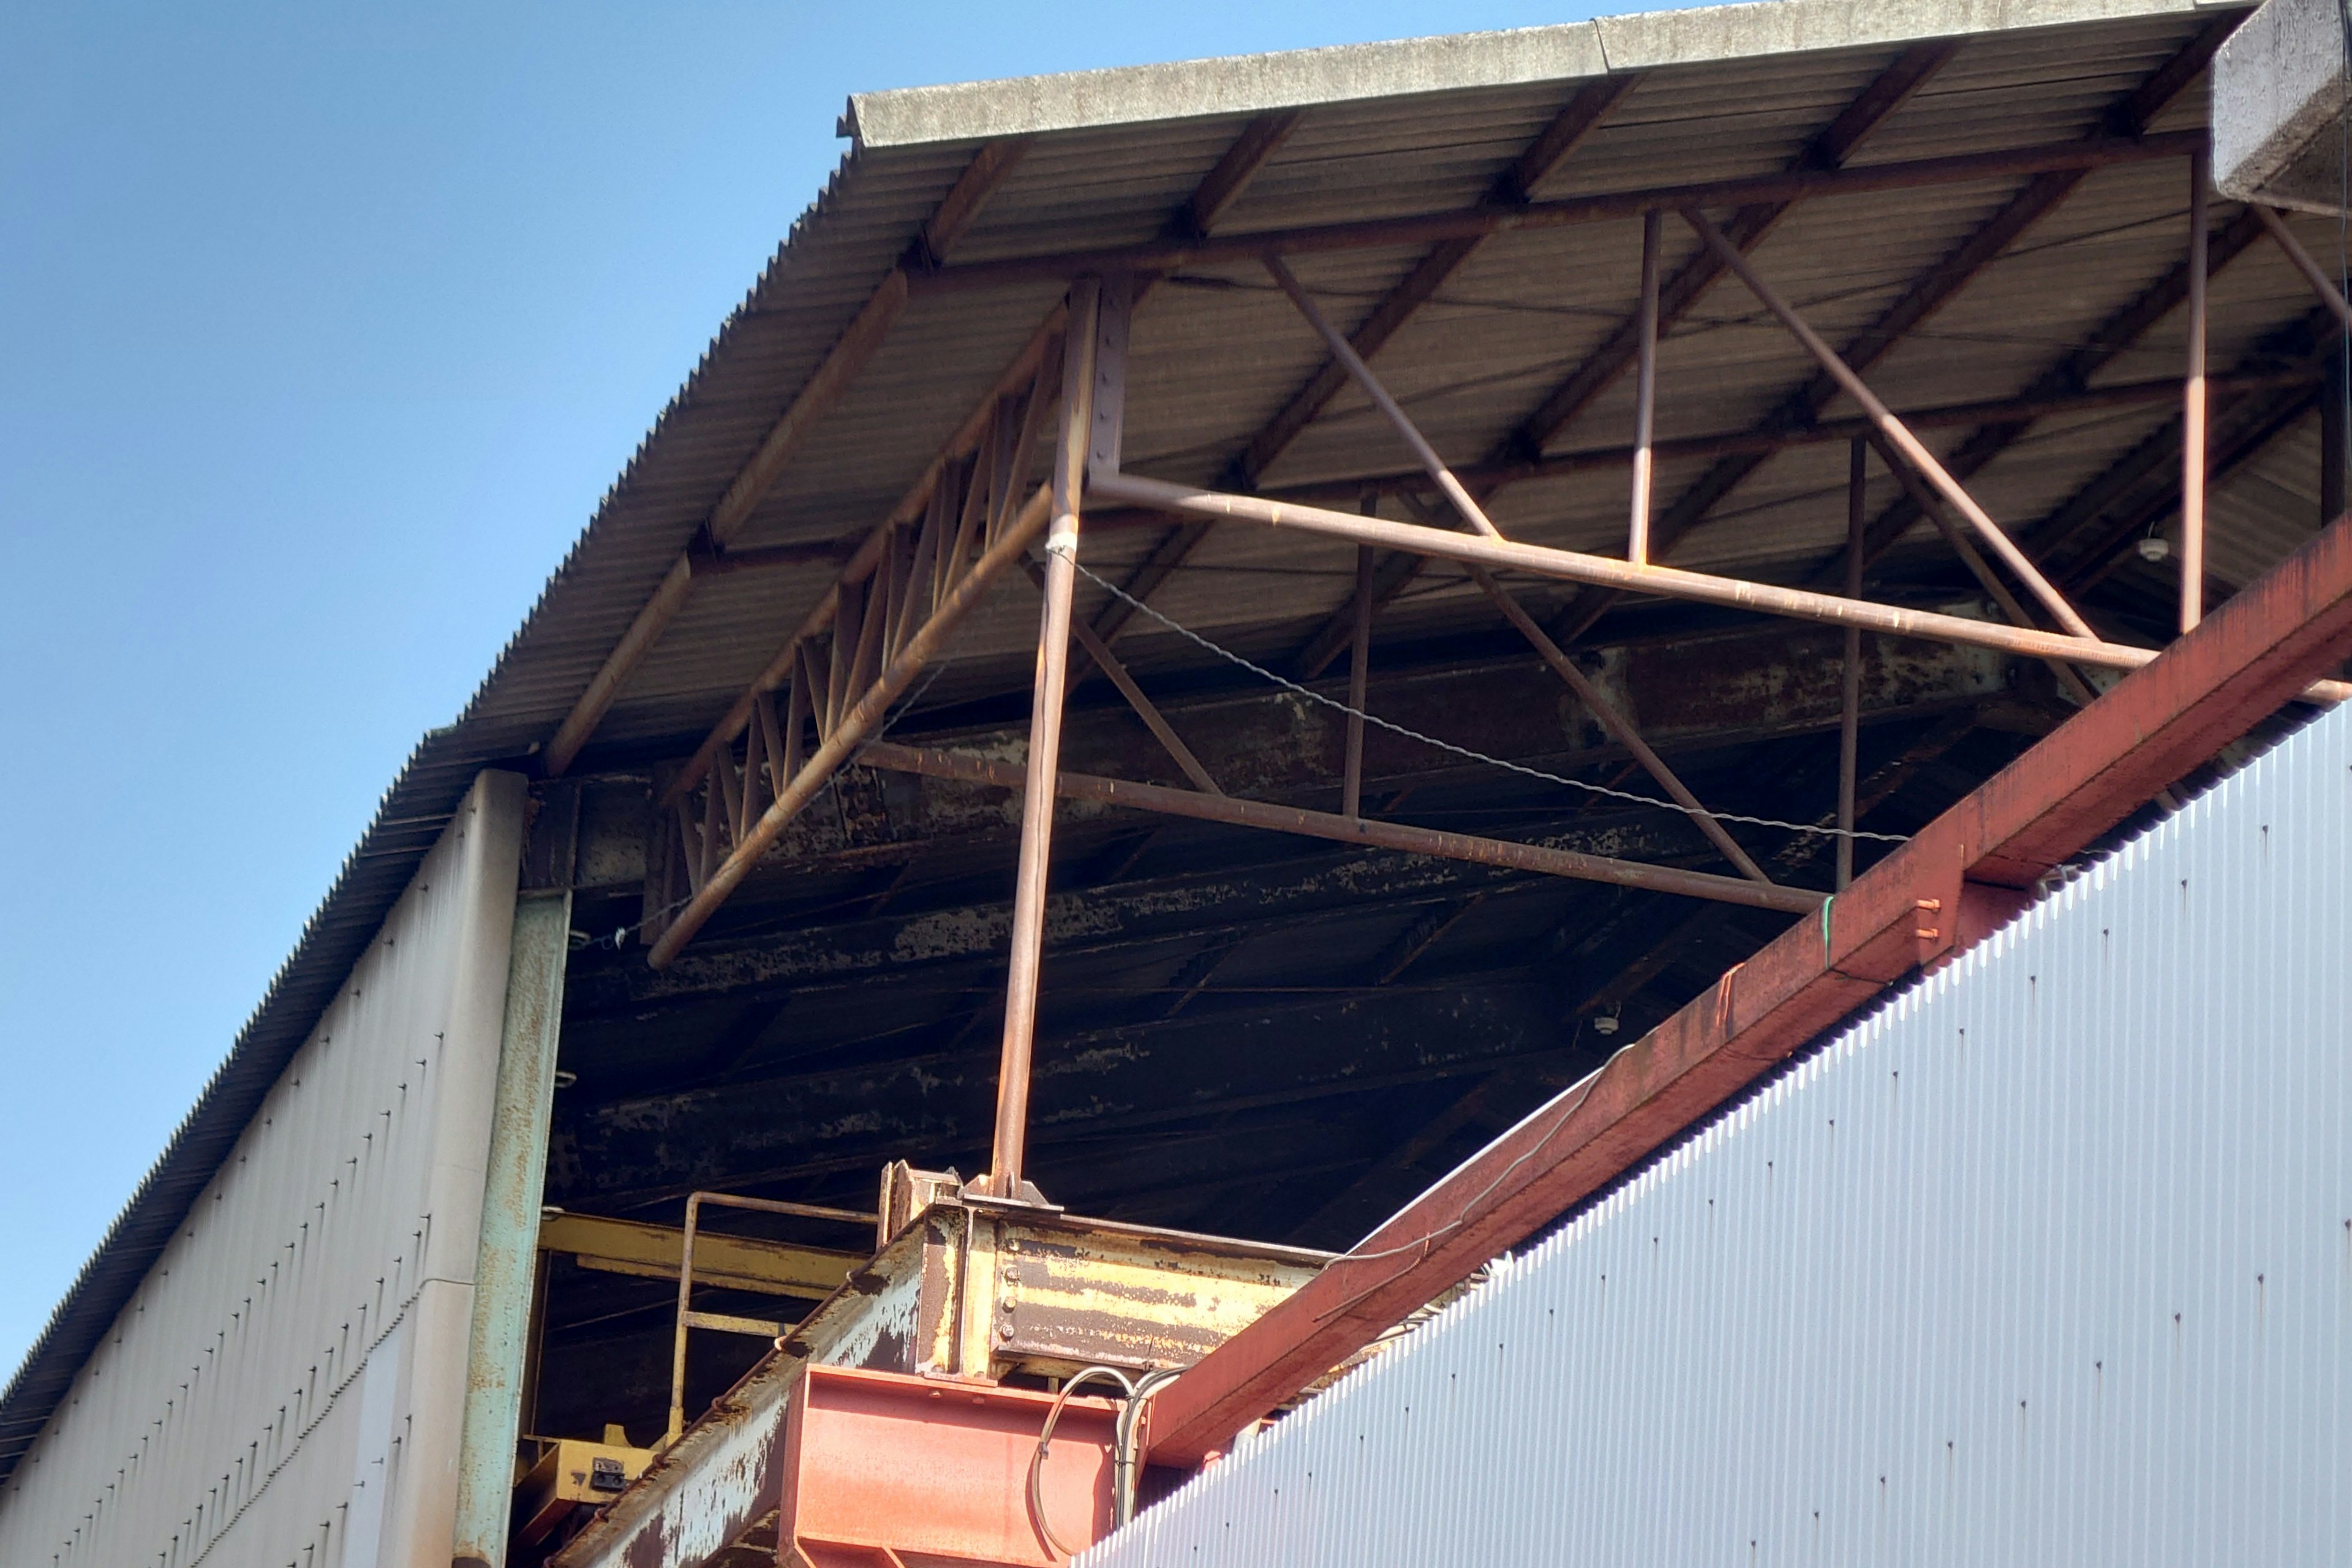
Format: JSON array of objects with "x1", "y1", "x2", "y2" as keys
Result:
[
  {"x1": 0, "y1": 781, "x2": 527, "y2": 1568},
  {"x1": 1087, "y1": 701, "x2": 2352, "y2": 1566}
]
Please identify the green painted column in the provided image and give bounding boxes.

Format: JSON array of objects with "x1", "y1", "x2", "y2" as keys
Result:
[{"x1": 452, "y1": 885, "x2": 572, "y2": 1568}]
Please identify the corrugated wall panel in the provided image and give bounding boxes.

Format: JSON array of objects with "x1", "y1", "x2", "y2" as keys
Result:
[
  {"x1": 0, "y1": 774, "x2": 527, "y2": 1568},
  {"x1": 1089, "y1": 703, "x2": 2352, "y2": 1566}
]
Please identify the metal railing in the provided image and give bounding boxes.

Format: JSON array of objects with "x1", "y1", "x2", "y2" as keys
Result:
[{"x1": 668, "y1": 1191, "x2": 874, "y2": 1446}]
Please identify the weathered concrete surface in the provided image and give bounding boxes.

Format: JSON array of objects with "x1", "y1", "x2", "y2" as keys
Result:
[
  {"x1": 846, "y1": 0, "x2": 2217, "y2": 146},
  {"x1": 2214, "y1": 0, "x2": 2350, "y2": 213}
]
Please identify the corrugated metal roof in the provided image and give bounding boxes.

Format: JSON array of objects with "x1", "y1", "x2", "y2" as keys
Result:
[{"x1": 9, "y1": 0, "x2": 2328, "y2": 1490}]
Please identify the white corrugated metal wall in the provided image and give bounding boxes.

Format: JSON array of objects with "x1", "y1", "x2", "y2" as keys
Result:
[
  {"x1": 1091, "y1": 703, "x2": 2352, "y2": 1566},
  {"x1": 0, "y1": 772, "x2": 529, "y2": 1568}
]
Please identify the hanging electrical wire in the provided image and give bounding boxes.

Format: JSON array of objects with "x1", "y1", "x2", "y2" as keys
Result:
[{"x1": 1066, "y1": 558, "x2": 1910, "y2": 844}]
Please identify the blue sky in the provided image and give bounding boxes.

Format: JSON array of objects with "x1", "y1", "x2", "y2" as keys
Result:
[{"x1": 0, "y1": 0, "x2": 1642, "y2": 1374}]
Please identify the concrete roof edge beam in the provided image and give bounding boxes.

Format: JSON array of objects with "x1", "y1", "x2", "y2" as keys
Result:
[{"x1": 841, "y1": 0, "x2": 2217, "y2": 149}]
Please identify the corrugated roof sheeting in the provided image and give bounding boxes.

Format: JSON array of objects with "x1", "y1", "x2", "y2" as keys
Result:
[{"x1": 1083, "y1": 698, "x2": 2352, "y2": 1567}]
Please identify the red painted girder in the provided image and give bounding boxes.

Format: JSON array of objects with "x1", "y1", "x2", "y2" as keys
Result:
[
  {"x1": 783, "y1": 1365, "x2": 1118, "y2": 1567},
  {"x1": 1144, "y1": 515, "x2": 2352, "y2": 1468}
]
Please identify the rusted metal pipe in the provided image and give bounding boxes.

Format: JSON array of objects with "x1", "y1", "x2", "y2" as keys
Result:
[
  {"x1": 1264, "y1": 257, "x2": 1501, "y2": 538},
  {"x1": 1864, "y1": 429, "x2": 2106, "y2": 709},
  {"x1": 1091, "y1": 470, "x2": 2157, "y2": 671},
  {"x1": 1464, "y1": 565, "x2": 1772, "y2": 885},
  {"x1": 1343, "y1": 533, "x2": 1374, "y2": 818},
  {"x1": 989, "y1": 280, "x2": 1107, "y2": 1198},
  {"x1": 2182, "y1": 150, "x2": 2209, "y2": 633},
  {"x1": 2253, "y1": 204, "x2": 2352, "y2": 333},
  {"x1": 1022, "y1": 556, "x2": 1220, "y2": 795},
  {"x1": 1094, "y1": 470, "x2": 2352, "y2": 704},
  {"x1": 1629, "y1": 208, "x2": 1662, "y2": 565},
  {"x1": 858, "y1": 741, "x2": 1825, "y2": 914},
  {"x1": 1683, "y1": 206, "x2": 2101, "y2": 644},
  {"x1": 1837, "y1": 439, "x2": 1864, "y2": 891}
]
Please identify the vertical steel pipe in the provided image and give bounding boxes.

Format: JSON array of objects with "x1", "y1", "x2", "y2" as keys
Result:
[
  {"x1": 1343, "y1": 526, "x2": 1375, "y2": 818},
  {"x1": 1837, "y1": 439, "x2": 1865, "y2": 891},
  {"x1": 1628, "y1": 208, "x2": 1662, "y2": 565},
  {"x1": 2181, "y1": 150, "x2": 2209, "y2": 633},
  {"x1": 668, "y1": 1193, "x2": 705, "y2": 1445},
  {"x1": 988, "y1": 279, "x2": 1105, "y2": 1198}
]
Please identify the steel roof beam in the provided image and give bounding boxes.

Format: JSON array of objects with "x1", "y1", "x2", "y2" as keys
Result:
[
  {"x1": 2025, "y1": 310, "x2": 2340, "y2": 594},
  {"x1": 1234, "y1": 77, "x2": 1636, "y2": 490},
  {"x1": 1142, "y1": 507, "x2": 2352, "y2": 1470},
  {"x1": 540, "y1": 137, "x2": 1030, "y2": 777},
  {"x1": 1280, "y1": 43, "x2": 1958, "y2": 676},
  {"x1": 910, "y1": 134, "x2": 2195, "y2": 292},
  {"x1": 1088, "y1": 80, "x2": 1637, "y2": 690},
  {"x1": 859, "y1": 741, "x2": 1822, "y2": 913},
  {"x1": 1542, "y1": 18, "x2": 2240, "y2": 646},
  {"x1": 1091, "y1": 472, "x2": 2352, "y2": 697},
  {"x1": 1234, "y1": 372, "x2": 2309, "y2": 511}
]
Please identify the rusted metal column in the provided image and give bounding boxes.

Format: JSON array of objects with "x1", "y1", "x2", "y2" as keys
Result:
[
  {"x1": 1343, "y1": 506, "x2": 1376, "y2": 817},
  {"x1": 1628, "y1": 208, "x2": 1662, "y2": 565},
  {"x1": 1681, "y1": 205, "x2": 2100, "y2": 643},
  {"x1": 1837, "y1": 439, "x2": 1865, "y2": 891},
  {"x1": 989, "y1": 277, "x2": 1116, "y2": 1199},
  {"x1": 2181, "y1": 150, "x2": 2209, "y2": 633}
]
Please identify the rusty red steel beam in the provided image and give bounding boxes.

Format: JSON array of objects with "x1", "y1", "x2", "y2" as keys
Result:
[
  {"x1": 911, "y1": 132, "x2": 2196, "y2": 293},
  {"x1": 854, "y1": 742, "x2": 1824, "y2": 914},
  {"x1": 1144, "y1": 510, "x2": 2352, "y2": 1468},
  {"x1": 542, "y1": 138, "x2": 1029, "y2": 777}
]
